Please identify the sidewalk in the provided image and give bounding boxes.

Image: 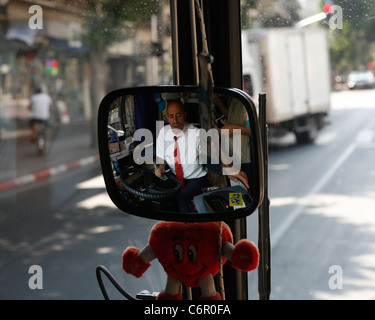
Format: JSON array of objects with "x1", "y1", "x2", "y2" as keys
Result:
[{"x1": 0, "y1": 120, "x2": 100, "y2": 191}]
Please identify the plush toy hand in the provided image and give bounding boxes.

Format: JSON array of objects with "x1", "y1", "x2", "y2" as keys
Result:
[
  {"x1": 231, "y1": 240, "x2": 259, "y2": 272},
  {"x1": 122, "y1": 247, "x2": 151, "y2": 278}
]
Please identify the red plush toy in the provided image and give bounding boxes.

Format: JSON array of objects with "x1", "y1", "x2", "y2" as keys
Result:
[{"x1": 122, "y1": 221, "x2": 259, "y2": 300}]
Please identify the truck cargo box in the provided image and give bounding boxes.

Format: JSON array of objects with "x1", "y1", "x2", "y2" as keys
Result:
[{"x1": 242, "y1": 28, "x2": 331, "y2": 143}]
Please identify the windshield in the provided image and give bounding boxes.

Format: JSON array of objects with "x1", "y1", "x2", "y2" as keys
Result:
[
  {"x1": 1, "y1": 0, "x2": 375, "y2": 301},
  {"x1": 242, "y1": 0, "x2": 375, "y2": 300},
  {"x1": 0, "y1": 0, "x2": 172, "y2": 299}
]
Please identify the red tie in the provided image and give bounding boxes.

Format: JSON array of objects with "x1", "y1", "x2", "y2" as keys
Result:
[{"x1": 174, "y1": 136, "x2": 184, "y2": 190}]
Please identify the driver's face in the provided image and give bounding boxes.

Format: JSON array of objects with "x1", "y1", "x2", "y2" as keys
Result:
[{"x1": 166, "y1": 102, "x2": 186, "y2": 131}]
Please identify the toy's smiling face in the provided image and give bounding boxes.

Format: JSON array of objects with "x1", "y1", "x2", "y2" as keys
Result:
[{"x1": 149, "y1": 222, "x2": 233, "y2": 287}]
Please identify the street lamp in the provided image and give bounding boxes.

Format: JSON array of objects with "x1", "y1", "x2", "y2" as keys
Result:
[{"x1": 295, "y1": 12, "x2": 327, "y2": 28}]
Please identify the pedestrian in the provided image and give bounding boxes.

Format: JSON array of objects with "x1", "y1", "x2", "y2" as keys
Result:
[{"x1": 29, "y1": 87, "x2": 52, "y2": 147}]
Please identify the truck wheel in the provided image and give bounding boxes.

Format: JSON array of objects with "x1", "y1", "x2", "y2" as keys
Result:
[{"x1": 295, "y1": 117, "x2": 318, "y2": 144}]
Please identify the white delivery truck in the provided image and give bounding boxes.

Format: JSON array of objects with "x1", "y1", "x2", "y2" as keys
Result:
[{"x1": 242, "y1": 27, "x2": 331, "y2": 144}]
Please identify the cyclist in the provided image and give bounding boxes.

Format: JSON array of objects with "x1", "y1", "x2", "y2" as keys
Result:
[{"x1": 29, "y1": 87, "x2": 52, "y2": 148}]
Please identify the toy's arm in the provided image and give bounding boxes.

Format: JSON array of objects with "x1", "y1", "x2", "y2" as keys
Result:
[
  {"x1": 122, "y1": 244, "x2": 156, "y2": 278},
  {"x1": 223, "y1": 240, "x2": 259, "y2": 272}
]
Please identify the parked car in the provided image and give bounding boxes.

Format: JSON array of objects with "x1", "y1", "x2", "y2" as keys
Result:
[{"x1": 347, "y1": 70, "x2": 375, "y2": 89}]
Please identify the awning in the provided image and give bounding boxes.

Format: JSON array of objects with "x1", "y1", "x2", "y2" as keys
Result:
[
  {"x1": 48, "y1": 37, "x2": 89, "y2": 53},
  {"x1": 6, "y1": 23, "x2": 38, "y2": 46}
]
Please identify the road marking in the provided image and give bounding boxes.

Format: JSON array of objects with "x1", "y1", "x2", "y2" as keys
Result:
[
  {"x1": 271, "y1": 142, "x2": 356, "y2": 248},
  {"x1": 272, "y1": 126, "x2": 375, "y2": 248},
  {"x1": 272, "y1": 127, "x2": 375, "y2": 248},
  {"x1": 0, "y1": 154, "x2": 99, "y2": 191}
]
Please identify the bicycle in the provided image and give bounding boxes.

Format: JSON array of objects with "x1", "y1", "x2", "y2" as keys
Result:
[{"x1": 33, "y1": 120, "x2": 48, "y2": 154}]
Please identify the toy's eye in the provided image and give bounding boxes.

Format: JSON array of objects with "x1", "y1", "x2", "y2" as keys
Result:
[
  {"x1": 173, "y1": 244, "x2": 183, "y2": 261},
  {"x1": 187, "y1": 245, "x2": 197, "y2": 262}
]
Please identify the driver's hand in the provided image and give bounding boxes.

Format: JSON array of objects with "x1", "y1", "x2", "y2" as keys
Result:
[
  {"x1": 155, "y1": 164, "x2": 165, "y2": 179},
  {"x1": 228, "y1": 170, "x2": 250, "y2": 190}
]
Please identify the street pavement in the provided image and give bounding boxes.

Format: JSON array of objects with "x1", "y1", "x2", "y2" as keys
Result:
[{"x1": 0, "y1": 119, "x2": 99, "y2": 191}]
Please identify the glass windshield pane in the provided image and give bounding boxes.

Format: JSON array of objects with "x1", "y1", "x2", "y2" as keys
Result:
[
  {"x1": 242, "y1": 0, "x2": 375, "y2": 300},
  {"x1": 0, "y1": 0, "x2": 171, "y2": 125},
  {"x1": 0, "y1": 0, "x2": 172, "y2": 299}
]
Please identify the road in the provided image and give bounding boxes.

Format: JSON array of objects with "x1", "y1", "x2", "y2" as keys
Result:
[
  {"x1": 261, "y1": 88, "x2": 375, "y2": 299},
  {"x1": 0, "y1": 162, "x2": 165, "y2": 299},
  {"x1": 1, "y1": 89, "x2": 375, "y2": 300}
]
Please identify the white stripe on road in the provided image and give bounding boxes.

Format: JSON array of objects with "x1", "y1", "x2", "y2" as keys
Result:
[
  {"x1": 272, "y1": 128, "x2": 375, "y2": 248},
  {"x1": 271, "y1": 143, "x2": 356, "y2": 248}
]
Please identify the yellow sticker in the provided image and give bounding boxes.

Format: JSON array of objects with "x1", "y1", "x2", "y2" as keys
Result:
[{"x1": 229, "y1": 193, "x2": 243, "y2": 207}]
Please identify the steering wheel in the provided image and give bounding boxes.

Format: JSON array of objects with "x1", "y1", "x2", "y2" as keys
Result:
[{"x1": 120, "y1": 167, "x2": 181, "y2": 201}]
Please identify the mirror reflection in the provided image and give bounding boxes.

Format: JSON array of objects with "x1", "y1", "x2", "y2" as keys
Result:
[{"x1": 103, "y1": 88, "x2": 259, "y2": 218}]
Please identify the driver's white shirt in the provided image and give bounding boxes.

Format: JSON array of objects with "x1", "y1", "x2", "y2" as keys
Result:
[{"x1": 156, "y1": 123, "x2": 207, "y2": 179}]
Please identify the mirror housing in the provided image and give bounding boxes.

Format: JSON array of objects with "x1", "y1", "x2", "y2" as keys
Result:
[{"x1": 98, "y1": 85, "x2": 264, "y2": 221}]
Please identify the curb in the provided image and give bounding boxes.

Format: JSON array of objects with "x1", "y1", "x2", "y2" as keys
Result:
[{"x1": 0, "y1": 154, "x2": 100, "y2": 192}]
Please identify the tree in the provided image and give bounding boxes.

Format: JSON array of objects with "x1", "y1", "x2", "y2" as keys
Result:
[
  {"x1": 83, "y1": 0, "x2": 165, "y2": 146},
  {"x1": 325, "y1": 0, "x2": 375, "y2": 73},
  {"x1": 241, "y1": 0, "x2": 301, "y2": 29},
  {"x1": 329, "y1": 21, "x2": 361, "y2": 72}
]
